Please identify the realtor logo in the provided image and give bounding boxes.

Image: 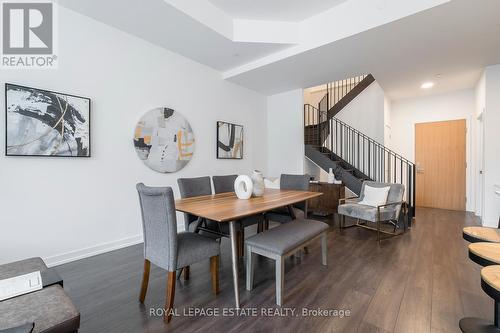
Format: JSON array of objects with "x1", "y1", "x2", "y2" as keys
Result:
[{"x1": 1, "y1": 0, "x2": 57, "y2": 68}]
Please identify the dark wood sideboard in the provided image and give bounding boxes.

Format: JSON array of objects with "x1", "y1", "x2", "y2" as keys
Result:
[{"x1": 307, "y1": 182, "x2": 345, "y2": 217}]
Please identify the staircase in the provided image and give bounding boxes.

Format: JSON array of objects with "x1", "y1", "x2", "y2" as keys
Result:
[{"x1": 304, "y1": 74, "x2": 416, "y2": 219}]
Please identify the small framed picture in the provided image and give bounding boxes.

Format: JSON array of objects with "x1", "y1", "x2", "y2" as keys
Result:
[
  {"x1": 5, "y1": 83, "x2": 91, "y2": 157},
  {"x1": 217, "y1": 121, "x2": 243, "y2": 159}
]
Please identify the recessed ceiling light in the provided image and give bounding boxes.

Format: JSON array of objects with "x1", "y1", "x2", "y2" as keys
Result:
[{"x1": 421, "y1": 82, "x2": 434, "y2": 89}]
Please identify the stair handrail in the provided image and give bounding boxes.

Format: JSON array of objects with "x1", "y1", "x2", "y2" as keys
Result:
[
  {"x1": 304, "y1": 103, "x2": 415, "y2": 165},
  {"x1": 304, "y1": 103, "x2": 414, "y2": 166}
]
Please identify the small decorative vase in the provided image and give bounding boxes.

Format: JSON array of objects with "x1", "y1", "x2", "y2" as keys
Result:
[
  {"x1": 328, "y1": 168, "x2": 335, "y2": 184},
  {"x1": 251, "y1": 170, "x2": 265, "y2": 197},
  {"x1": 234, "y1": 175, "x2": 253, "y2": 200}
]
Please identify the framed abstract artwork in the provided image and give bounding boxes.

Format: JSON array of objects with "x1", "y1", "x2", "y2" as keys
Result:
[
  {"x1": 133, "y1": 107, "x2": 195, "y2": 173},
  {"x1": 217, "y1": 121, "x2": 243, "y2": 159},
  {"x1": 5, "y1": 83, "x2": 91, "y2": 157}
]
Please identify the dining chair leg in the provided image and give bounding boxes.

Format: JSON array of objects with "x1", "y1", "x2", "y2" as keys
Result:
[
  {"x1": 257, "y1": 221, "x2": 263, "y2": 233},
  {"x1": 264, "y1": 217, "x2": 269, "y2": 230},
  {"x1": 240, "y1": 228, "x2": 245, "y2": 257},
  {"x1": 321, "y1": 234, "x2": 327, "y2": 266},
  {"x1": 377, "y1": 221, "x2": 381, "y2": 243},
  {"x1": 287, "y1": 205, "x2": 297, "y2": 219},
  {"x1": 276, "y1": 256, "x2": 284, "y2": 306},
  {"x1": 236, "y1": 230, "x2": 242, "y2": 258},
  {"x1": 164, "y1": 271, "x2": 176, "y2": 323},
  {"x1": 210, "y1": 256, "x2": 219, "y2": 295},
  {"x1": 183, "y1": 266, "x2": 190, "y2": 280},
  {"x1": 246, "y1": 246, "x2": 255, "y2": 291},
  {"x1": 139, "y1": 259, "x2": 150, "y2": 303},
  {"x1": 377, "y1": 208, "x2": 381, "y2": 243}
]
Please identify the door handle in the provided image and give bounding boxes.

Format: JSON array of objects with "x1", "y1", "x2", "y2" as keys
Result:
[{"x1": 416, "y1": 162, "x2": 424, "y2": 174}]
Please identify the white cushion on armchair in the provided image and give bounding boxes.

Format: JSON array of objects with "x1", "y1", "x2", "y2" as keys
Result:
[{"x1": 358, "y1": 185, "x2": 390, "y2": 207}]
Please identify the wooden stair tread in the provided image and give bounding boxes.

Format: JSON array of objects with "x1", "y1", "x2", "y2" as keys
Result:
[
  {"x1": 463, "y1": 227, "x2": 500, "y2": 242},
  {"x1": 481, "y1": 265, "x2": 500, "y2": 292},
  {"x1": 469, "y1": 242, "x2": 500, "y2": 264}
]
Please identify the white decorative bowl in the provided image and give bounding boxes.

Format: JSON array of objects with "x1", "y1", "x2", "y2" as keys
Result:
[{"x1": 234, "y1": 175, "x2": 253, "y2": 200}]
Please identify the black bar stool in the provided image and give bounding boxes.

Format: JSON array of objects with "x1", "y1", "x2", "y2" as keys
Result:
[
  {"x1": 463, "y1": 227, "x2": 500, "y2": 243},
  {"x1": 460, "y1": 265, "x2": 500, "y2": 333},
  {"x1": 469, "y1": 243, "x2": 500, "y2": 267},
  {"x1": 460, "y1": 244, "x2": 500, "y2": 332}
]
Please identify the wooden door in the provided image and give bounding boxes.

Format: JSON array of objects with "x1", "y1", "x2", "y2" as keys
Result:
[{"x1": 415, "y1": 119, "x2": 466, "y2": 210}]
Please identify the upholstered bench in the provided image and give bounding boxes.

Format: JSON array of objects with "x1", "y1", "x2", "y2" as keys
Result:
[
  {"x1": 245, "y1": 219, "x2": 329, "y2": 306},
  {"x1": 0, "y1": 258, "x2": 80, "y2": 333}
]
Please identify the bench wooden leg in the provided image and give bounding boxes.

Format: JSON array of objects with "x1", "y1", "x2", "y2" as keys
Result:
[
  {"x1": 321, "y1": 234, "x2": 327, "y2": 266},
  {"x1": 276, "y1": 256, "x2": 284, "y2": 306},
  {"x1": 246, "y1": 246, "x2": 255, "y2": 291}
]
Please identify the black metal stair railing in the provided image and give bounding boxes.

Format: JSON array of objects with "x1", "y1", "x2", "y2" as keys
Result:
[
  {"x1": 304, "y1": 103, "x2": 416, "y2": 219},
  {"x1": 327, "y1": 75, "x2": 368, "y2": 111}
]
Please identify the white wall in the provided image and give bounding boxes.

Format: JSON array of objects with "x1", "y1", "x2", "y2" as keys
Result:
[
  {"x1": 336, "y1": 81, "x2": 386, "y2": 144},
  {"x1": 390, "y1": 89, "x2": 476, "y2": 211},
  {"x1": 303, "y1": 86, "x2": 327, "y2": 107},
  {"x1": 384, "y1": 96, "x2": 392, "y2": 148},
  {"x1": 483, "y1": 64, "x2": 500, "y2": 227},
  {"x1": 266, "y1": 89, "x2": 304, "y2": 177},
  {"x1": 0, "y1": 6, "x2": 267, "y2": 266}
]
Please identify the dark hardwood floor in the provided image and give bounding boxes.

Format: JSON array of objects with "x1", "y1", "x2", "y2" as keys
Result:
[{"x1": 55, "y1": 208, "x2": 490, "y2": 333}]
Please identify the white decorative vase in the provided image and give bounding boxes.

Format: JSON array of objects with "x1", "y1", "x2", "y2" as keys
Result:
[
  {"x1": 328, "y1": 168, "x2": 335, "y2": 184},
  {"x1": 251, "y1": 170, "x2": 265, "y2": 197},
  {"x1": 234, "y1": 175, "x2": 253, "y2": 200}
]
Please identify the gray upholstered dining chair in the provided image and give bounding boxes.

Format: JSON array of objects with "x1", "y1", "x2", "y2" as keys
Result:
[
  {"x1": 136, "y1": 183, "x2": 220, "y2": 323},
  {"x1": 177, "y1": 176, "x2": 212, "y2": 232},
  {"x1": 338, "y1": 181, "x2": 407, "y2": 242},
  {"x1": 212, "y1": 175, "x2": 264, "y2": 254},
  {"x1": 212, "y1": 174, "x2": 238, "y2": 194},
  {"x1": 178, "y1": 176, "x2": 249, "y2": 257},
  {"x1": 264, "y1": 174, "x2": 310, "y2": 227}
]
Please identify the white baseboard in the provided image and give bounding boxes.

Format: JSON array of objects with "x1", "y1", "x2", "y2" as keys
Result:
[
  {"x1": 482, "y1": 218, "x2": 498, "y2": 228},
  {"x1": 44, "y1": 234, "x2": 143, "y2": 267}
]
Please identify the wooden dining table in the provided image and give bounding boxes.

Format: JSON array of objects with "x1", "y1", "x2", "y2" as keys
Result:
[{"x1": 175, "y1": 188, "x2": 322, "y2": 308}]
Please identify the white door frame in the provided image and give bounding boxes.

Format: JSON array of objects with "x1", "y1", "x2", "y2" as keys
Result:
[{"x1": 476, "y1": 110, "x2": 485, "y2": 220}]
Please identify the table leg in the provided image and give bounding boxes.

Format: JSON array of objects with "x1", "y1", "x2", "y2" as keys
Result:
[{"x1": 229, "y1": 221, "x2": 240, "y2": 309}]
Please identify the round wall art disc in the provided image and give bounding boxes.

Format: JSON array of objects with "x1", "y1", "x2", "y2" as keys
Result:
[{"x1": 133, "y1": 107, "x2": 195, "y2": 173}]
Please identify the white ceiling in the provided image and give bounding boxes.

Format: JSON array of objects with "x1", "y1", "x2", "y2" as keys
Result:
[
  {"x1": 225, "y1": 0, "x2": 500, "y2": 99},
  {"x1": 208, "y1": 0, "x2": 347, "y2": 22},
  {"x1": 57, "y1": 0, "x2": 290, "y2": 71},
  {"x1": 58, "y1": 0, "x2": 500, "y2": 100}
]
